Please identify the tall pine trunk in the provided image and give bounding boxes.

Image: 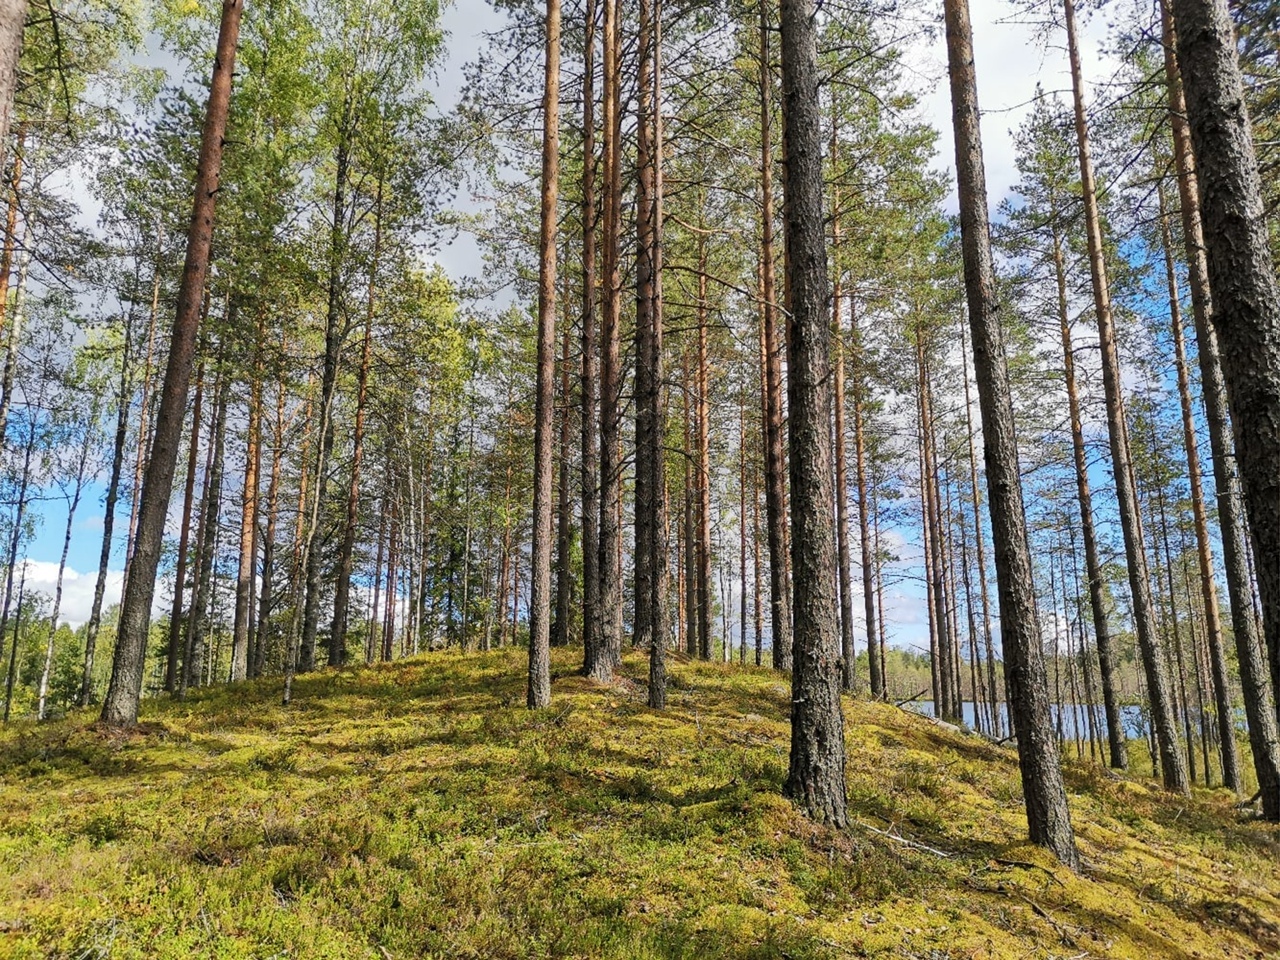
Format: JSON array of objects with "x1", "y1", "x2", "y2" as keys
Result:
[
  {"x1": 165, "y1": 361, "x2": 204, "y2": 692},
  {"x1": 1063, "y1": 0, "x2": 1188, "y2": 793},
  {"x1": 587, "y1": 0, "x2": 623, "y2": 683},
  {"x1": 101, "y1": 0, "x2": 244, "y2": 726},
  {"x1": 944, "y1": 0, "x2": 1079, "y2": 868},
  {"x1": 527, "y1": 0, "x2": 561, "y2": 708},
  {"x1": 759, "y1": 0, "x2": 792, "y2": 672},
  {"x1": 1162, "y1": 0, "x2": 1280, "y2": 818},
  {"x1": 778, "y1": 0, "x2": 847, "y2": 827},
  {"x1": 1049, "y1": 214, "x2": 1126, "y2": 768}
]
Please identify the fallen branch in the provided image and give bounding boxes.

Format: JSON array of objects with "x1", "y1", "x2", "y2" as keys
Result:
[
  {"x1": 894, "y1": 688, "x2": 929, "y2": 708},
  {"x1": 857, "y1": 820, "x2": 953, "y2": 858}
]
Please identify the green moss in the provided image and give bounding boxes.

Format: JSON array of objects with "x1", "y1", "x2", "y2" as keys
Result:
[{"x1": 1, "y1": 647, "x2": 1278, "y2": 959}]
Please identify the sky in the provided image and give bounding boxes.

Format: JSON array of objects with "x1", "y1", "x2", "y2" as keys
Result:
[{"x1": 15, "y1": 0, "x2": 1119, "y2": 633}]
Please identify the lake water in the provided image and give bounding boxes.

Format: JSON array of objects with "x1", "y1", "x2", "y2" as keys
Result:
[{"x1": 904, "y1": 700, "x2": 1158, "y2": 740}]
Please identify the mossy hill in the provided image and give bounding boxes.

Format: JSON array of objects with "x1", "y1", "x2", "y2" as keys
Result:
[{"x1": 1, "y1": 648, "x2": 1278, "y2": 959}]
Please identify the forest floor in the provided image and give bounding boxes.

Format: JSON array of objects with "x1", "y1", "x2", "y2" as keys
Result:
[{"x1": 1, "y1": 648, "x2": 1279, "y2": 959}]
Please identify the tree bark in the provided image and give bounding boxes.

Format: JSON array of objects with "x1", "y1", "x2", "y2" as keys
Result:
[
  {"x1": 1048, "y1": 216, "x2": 1126, "y2": 767},
  {"x1": 944, "y1": 0, "x2": 1079, "y2": 867},
  {"x1": 1162, "y1": 0, "x2": 1280, "y2": 816},
  {"x1": 1156, "y1": 182, "x2": 1241, "y2": 790},
  {"x1": 586, "y1": 0, "x2": 622, "y2": 683},
  {"x1": 759, "y1": 0, "x2": 792, "y2": 673},
  {"x1": 230, "y1": 320, "x2": 262, "y2": 682},
  {"x1": 1063, "y1": 0, "x2": 1188, "y2": 793},
  {"x1": 100, "y1": 0, "x2": 244, "y2": 726},
  {"x1": 165, "y1": 361, "x2": 204, "y2": 693},
  {"x1": 527, "y1": 0, "x2": 561, "y2": 709},
  {"x1": 850, "y1": 299, "x2": 880, "y2": 698},
  {"x1": 778, "y1": 0, "x2": 847, "y2": 827}
]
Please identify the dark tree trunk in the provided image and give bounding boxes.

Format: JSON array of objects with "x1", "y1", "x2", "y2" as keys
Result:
[
  {"x1": 1163, "y1": 0, "x2": 1280, "y2": 818},
  {"x1": 778, "y1": 0, "x2": 847, "y2": 827},
  {"x1": 100, "y1": 0, "x2": 243, "y2": 726},
  {"x1": 944, "y1": 0, "x2": 1079, "y2": 868},
  {"x1": 579, "y1": 0, "x2": 602, "y2": 682},
  {"x1": 587, "y1": 0, "x2": 623, "y2": 683},
  {"x1": 633, "y1": 0, "x2": 668, "y2": 706}
]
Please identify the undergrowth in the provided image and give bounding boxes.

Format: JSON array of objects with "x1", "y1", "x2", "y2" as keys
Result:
[{"x1": 0, "y1": 647, "x2": 1277, "y2": 959}]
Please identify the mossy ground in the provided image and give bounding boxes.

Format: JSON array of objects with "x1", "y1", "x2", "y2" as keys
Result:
[{"x1": 1, "y1": 647, "x2": 1278, "y2": 959}]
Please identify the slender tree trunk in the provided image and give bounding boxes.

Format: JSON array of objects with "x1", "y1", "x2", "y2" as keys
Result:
[
  {"x1": 165, "y1": 362, "x2": 204, "y2": 692},
  {"x1": 38, "y1": 438, "x2": 90, "y2": 719},
  {"x1": 330, "y1": 184, "x2": 383, "y2": 667},
  {"x1": 0, "y1": 402, "x2": 39, "y2": 720},
  {"x1": 527, "y1": 0, "x2": 561, "y2": 708},
  {"x1": 578, "y1": 0, "x2": 602, "y2": 682},
  {"x1": 944, "y1": 0, "x2": 1079, "y2": 867},
  {"x1": 124, "y1": 242, "x2": 164, "y2": 575},
  {"x1": 254, "y1": 376, "x2": 285, "y2": 678},
  {"x1": 832, "y1": 210, "x2": 855, "y2": 692},
  {"x1": 695, "y1": 237, "x2": 712, "y2": 663},
  {"x1": 778, "y1": 0, "x2": 846, "y2": 827},
  {"x1": 1049, "y1": 219, "x2": 1126, "y2": 767},
  {"x1": 850, "y1": 300, "x2": 880, "y2": 698},
  {"x1": 1156, "y1": 183, "x2": 1241, "y2": 790},
  {"x1": 1063, "y1": 0, "x2": 1188, "y2": 793},
  {"x1": 230, "y1": 323, "x2": 262, "y2": 682},
  {"x1": 759, "y1": 0, "x2": 792, "y2": 672},
  {"x1": 553, "y1": 276, "x2": 574, "y2": 648},
  {"x1": 182, "y1": 374, "x2": 229, "y2": 698},
  {"x1": 2, "y1": 568, "x2": 26, "y2": 722},
  {"x1": 960, "y1": 328, "x2": 1000, "y2": 736},
  {"x1": 101, "y1": 0, "x2": 244, "y2": 726},
  {"x1": 588, "y1": 0, "x2": 622, "y2": 683}
]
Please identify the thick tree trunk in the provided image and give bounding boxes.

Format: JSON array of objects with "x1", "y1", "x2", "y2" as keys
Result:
[
  {"x1": 1063, "y1": 0, "x2": 1188, "y2": 793},
  {"x1": 1162, "y1": 0, "x2": 1280, "y2": 816},
  {"x1": 778, "y1": 0, "x2": 847, "y2": 827},
  {"x1": 100, "y1": 0, "x2": 244, "y2": 726},
  {"x1": 944, "y1": 0, "x2": 1079, "y2": 868}
]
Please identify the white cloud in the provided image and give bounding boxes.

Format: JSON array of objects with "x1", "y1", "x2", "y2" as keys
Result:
[{"x1": 11, "y1": 559, "x2": 123, "y2": 630}]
